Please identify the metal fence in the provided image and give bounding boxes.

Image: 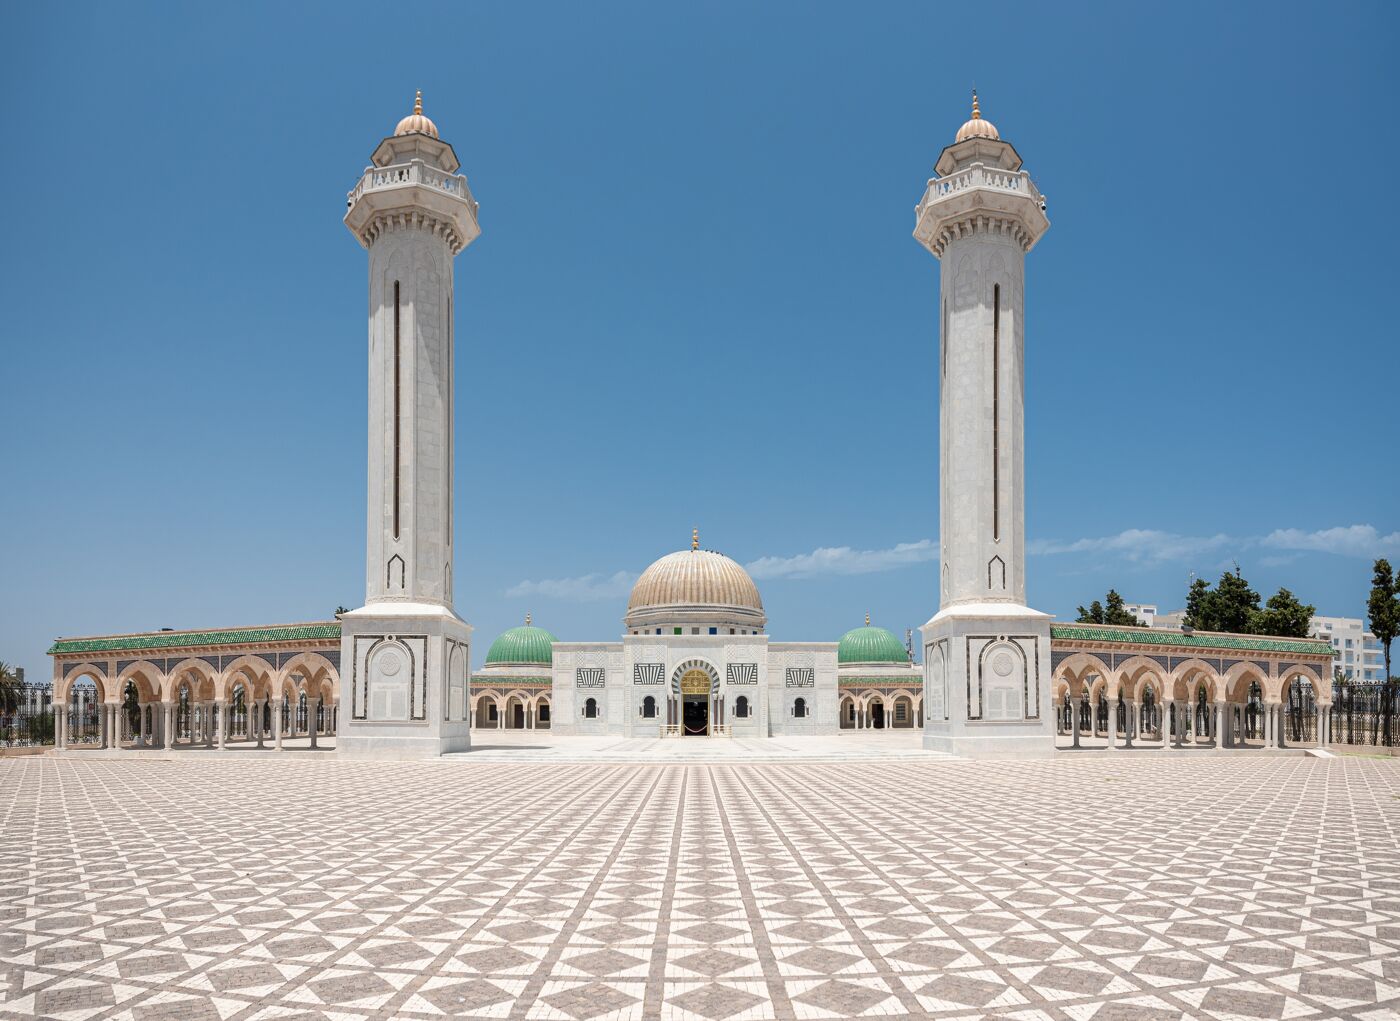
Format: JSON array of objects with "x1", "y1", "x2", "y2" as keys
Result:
[
  {"x1": 1331, "y1": 678, "x2": 1400, "y2": 748},
  {"x1": 2, "y1": 682, "x2": 56, "y2": 746}
]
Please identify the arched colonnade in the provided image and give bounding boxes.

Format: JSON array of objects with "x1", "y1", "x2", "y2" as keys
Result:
[
  {"x1": 1052, "y1": 651, "x2": 1332, "y2": 751},
  {"x1": 51, "y1": 652, "x2": 340, "y2": 752},
  {"x1": 839, "y1": 688, "x2": 923, "y2": 730}
]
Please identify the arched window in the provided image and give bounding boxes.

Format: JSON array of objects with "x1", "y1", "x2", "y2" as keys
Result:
[
  {"x1": 641, "y1": 696, "x2": 656, "y2": 718},
  {"x1": 793, "y1": 697, "x2": 807, "y2": 719},
  {"x1": 734, "y1": 695, "x2": 749, "y2": 719},
  {"x1": 583, "y1": 697, "x2": 598, "y2": 719}
]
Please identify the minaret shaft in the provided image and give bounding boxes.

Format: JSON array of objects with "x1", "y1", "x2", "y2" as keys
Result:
[
  {"x1": 939, "y1": 236, "x2": 1026, "y2": 607},
  {"x1": 365, "y1": 232, "x2": 455, "y2": 605}
]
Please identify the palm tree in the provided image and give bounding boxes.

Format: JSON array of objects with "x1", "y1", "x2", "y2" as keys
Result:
[{"x1": 0, "y1": 661, "x2": 21, "y2": 716}]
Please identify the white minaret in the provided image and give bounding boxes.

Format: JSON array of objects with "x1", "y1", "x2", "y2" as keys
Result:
[
  {"x1": 338, "y1": 92, "x2": 480, "y2": 757},
  {"x1": 914, "y1": 94, "x2": 1054, "y2": 757}
]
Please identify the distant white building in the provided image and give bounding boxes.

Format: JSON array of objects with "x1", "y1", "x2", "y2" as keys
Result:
[
  {"x1": 1123, "y1": 603, "x2": 1159, "y2": 627},
  {"x1": 1309, "y1": 616, "x2": 1385, "y2": 683}
]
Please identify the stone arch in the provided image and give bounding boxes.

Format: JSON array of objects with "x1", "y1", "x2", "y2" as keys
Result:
[
  {"x1": 1275, "y1": 664, "x2": 1327, "y2": 705},
  {"x1": 1169, "y1": 658, "x2": 1221, "y2": 702},
  {"x1": 474, "y1": 692, "x2": 501, "y2": 728},
  {"x1": 1115, "y1": 656, "x2": 1167, "y2": 702},
  {"x1": 1223, "y1": 661, "x2": 1270, "y2": 704},
  {"x1": 278, "y1": 652, "x2": 339, "y2": 702},
  {"x1": 115, "y1": 660, "x2": 165, "y2": 702},
  {"x1": 503, "y1": 689, "x2": 532, "y2": 729},
  {"x1": 217, "y1": 654, "x2": 277, "y2": 701},
  {"x1": 891, "y1": 693, "x2": 915, "y2": 728},
  {"x1": 532, "y1": 694, "x2": 552, "y2": 729},
  {"x1": 57, "y1": 663, "x2": 112, "y2": 703},
  {"x1": 162, "y1": 659, "x2": 217, "y2": 702},
  {"x1": 670, "y1": 658, "x2": 720, "y2": 695},
  {"x1": 1052, "y1": 653, "x2": 1113, "y2": 698},
  {"x1": 839, "y1": 694, "x2": 857, "y2": 729}
]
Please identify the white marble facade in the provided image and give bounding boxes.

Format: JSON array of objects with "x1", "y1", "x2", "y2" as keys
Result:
[{"x1": 551, "y1": 635, "x2": 840, "y2": 738}]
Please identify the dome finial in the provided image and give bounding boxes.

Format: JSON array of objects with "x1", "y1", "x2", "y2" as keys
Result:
[
  {"x1": 865, "y1": 611, "x2": 870, "y2": 627},
  {"x1": 971, "y1": 88, "x2": 980, "y2": 120},
  {"x1": 525, "y1": 612, "x2": 531, "y2": 627},
  {"x1": 414, "y1": 89, "x2": 423, "y2": 116},
  {"x1": 394, "y1": 90, "x2": 440, "y2": 139},
  {"x1": 692, "y1": 528, "x2": 700, "y2": 551}
]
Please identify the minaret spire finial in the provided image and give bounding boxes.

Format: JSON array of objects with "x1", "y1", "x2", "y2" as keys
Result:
[
  {"x1": 525, "y1": 612, "x2": 531, "y2": 627},
  {"x1": 692, "y1": 528, "x2": 699, "y2": 551},
  {"x1": 865, "y1": 612, "x2": 871, "y2": 626},
  {"x1": 971, "y1": 88, "x2": 980, "y2": 120},
  {"x1": 414, "y1": 89, "x2": 423, "y2": 115}
]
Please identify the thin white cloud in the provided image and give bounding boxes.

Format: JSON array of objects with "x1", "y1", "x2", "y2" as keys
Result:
[
  {"x1": 745, "y1": 540, "x2": 937, "y2": 580},
  {"x1": 1027, "y1": 529, "x2": 1235, "y2": 564},
  {"x1": 1261, "y1": 525, "x2": 1400, "y2": 558},
  {"x1": 1029, "y1": 522, "x2": 1400, "y2": 565},
  {"x1": 505, "y1": 570, "x2": 637, "y2": 602},
  {"x1": 506, "y1": 523, "x2": 1397, "y2": 601}
]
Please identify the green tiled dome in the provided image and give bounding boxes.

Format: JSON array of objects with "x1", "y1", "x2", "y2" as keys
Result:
[
  {"x1": 838, "y1": 624, "x2": 908, "y2": 665},
  {"x1": 484, "y1": 624, "x2": 557, "y2": 666}
]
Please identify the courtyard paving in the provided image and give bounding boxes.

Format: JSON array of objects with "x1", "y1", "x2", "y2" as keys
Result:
[{"x1": 2, "y1": 753, "x2": 1398, "y2": 1021}]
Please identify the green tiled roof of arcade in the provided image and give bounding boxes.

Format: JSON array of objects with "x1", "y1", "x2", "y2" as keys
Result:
[
  {"x1": 837, "y1": 623, "x2": 910, "y2": 664},
  {"x1": 1049, "y1": 623, "x2": 1333, "y2": 657},
  {"x1": 48, "y1": 622, "x2": 342, "y2": 656}
]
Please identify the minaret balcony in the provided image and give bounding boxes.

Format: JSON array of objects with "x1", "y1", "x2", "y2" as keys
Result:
[
  {"x1": 913, "y1": 162, "x2": 1049, "y2": 256},
  {"x1": 345, "y1": 159, "x2": 481, "y2": 252}
]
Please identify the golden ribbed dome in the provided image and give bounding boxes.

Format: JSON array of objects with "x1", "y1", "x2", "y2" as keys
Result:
[
  {"x1": 954, "y1": 90, "x2": 1000, "y2": 142},
  {"x1": 394, "y1": 90, "x2": 439, "y2": 139},
  {"x1": 627, "y1": 547, "x2": 763, "y2": 616}
]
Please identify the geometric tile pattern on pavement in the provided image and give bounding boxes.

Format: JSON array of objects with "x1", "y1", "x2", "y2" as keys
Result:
[{"x1": 2, "y1": 755, "x2": 1399, "y2": 1021}]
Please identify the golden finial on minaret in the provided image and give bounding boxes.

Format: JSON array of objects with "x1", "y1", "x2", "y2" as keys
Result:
[
  {"x1": 692, "y1": 528, "x2": 700, "y2": 551},
  {"x1": 414, "y1": 89, "x2": 423, "y2": 115},
  {"x1": 971, "y1": 89, "x2": 980, "y2": 120},
  {"x1": 865, "y1": 612, "x2": 871, "y2": 627},
  {"x1": 525, "y1": 612, "x2": 532, "y2": 627}
]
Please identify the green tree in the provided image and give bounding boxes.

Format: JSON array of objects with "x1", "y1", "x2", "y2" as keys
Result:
[
  {"x1": 1368, "y1": 559, "x2": 1399, "y2": 745},
  {"x1": 1103, "y1": 590, "x2": 1143, "y2": 626},
  {"x1": 1183, "y1": 577, "x2": 1211, "y2": 630},
  {"x1": 1076, "y1": 591, "x2": 1144, "y2": 626},
  {"x1": 1250, "y1": 587, "x2": 1315, "y2": 638},
  {"x1": 1210, "y1": 566, "x2": 1260, "y2": 634}
]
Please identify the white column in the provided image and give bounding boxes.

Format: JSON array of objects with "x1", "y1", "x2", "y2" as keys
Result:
[
  {"x1": 1070, "y1": 699, "x2": 1080, "y2": 749},
  {"x1": 273, "y1": 700, "x2": 284, "y2": 750},
  {"x1": 1212, "y1": 702, "x2": 1226, "y2": 753},
  {"x1": 216, "y1": 701, "x2": 227, "y2": 749},
  {"x1": 162, "y1": 703, "x2": 175, "y2": 750},
  {"x1": 255, "y1": 699, "x2": 266, "y2": 749},
  {"x1": 1123, "y1": 701, "x2": 1136, "y2": 749},
  {"x1": 1104, "y1": 698, "x2": 1117, "y2": 752},
  {"x1": 308, "y1": 697, "x2": 320, "y2": 750}
]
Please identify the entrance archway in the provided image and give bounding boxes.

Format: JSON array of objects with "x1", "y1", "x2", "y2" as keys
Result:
[{"x1": 681, "y1": 668, "x2": 710, "y2": 736}]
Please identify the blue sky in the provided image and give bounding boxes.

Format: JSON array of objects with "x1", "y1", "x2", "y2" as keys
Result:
[{"x1": 2, "y1": 2, "x2": 1397, "y2": 678}]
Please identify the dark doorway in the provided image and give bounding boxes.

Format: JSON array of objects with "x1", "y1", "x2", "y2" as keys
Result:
[
  {"x1": 871, "y1": 702, "x2": 885, "y2": 729},
  {"x1": 683, "y1": 695, "x2": 709, "y2": 736},
  {"x1": 512, "y1": 702, "x2": 524, "y2": 728}
]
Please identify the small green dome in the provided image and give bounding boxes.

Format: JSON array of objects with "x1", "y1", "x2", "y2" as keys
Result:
[
  {"x1": 484, "y1": 624, "x2": 557, "y2": 666},
  {"x1": 838, "y1": 624, "x2": 908, "y2": 664}
]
